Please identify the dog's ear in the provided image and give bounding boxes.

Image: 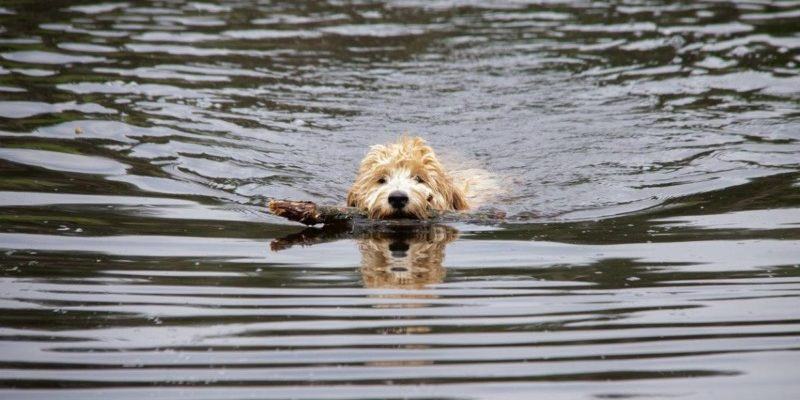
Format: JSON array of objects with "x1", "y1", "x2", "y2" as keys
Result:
[
  {"x1": 346, "y1": 189, "x2": 358, "y2": 207},
  {"x1": 448, "y1": 186, "x2": 469, "y2": 211}
]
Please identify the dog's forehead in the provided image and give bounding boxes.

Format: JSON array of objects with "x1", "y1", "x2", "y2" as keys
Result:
[
  {"x1": 387, "y1": 166, "x2": 413, "y2": 178},
  {"x1": 369, "y1": 157, "x2": 424, "y2": 174}
]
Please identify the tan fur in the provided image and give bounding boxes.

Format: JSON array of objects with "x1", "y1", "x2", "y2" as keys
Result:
[{"x1": 347, "y1": 136, "x2": 468, "y2": 219}]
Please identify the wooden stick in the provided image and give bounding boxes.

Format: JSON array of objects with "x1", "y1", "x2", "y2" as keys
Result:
[{"x1": 267, "y1": 200, "x2": 506, "y2": 227}]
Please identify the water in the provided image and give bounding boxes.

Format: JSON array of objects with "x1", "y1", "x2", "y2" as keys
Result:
[{"x1": 1, "y1": 0, "x2": 799, "y2": 398}]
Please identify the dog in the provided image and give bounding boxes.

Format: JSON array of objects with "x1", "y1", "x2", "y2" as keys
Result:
[{"x1": 347, "y1": 136, "x2": 470, "y2": 219}]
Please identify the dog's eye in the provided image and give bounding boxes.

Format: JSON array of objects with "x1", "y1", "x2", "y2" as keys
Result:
[
  {"x1": 377, "y1": 178, "x2": 386, "y2": 184},
  {"x1": 414, "y1": 176, "x2": 425, "y2": 184}
]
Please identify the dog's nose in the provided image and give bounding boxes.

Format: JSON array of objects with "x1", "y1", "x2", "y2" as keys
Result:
[{"x1": 388, "y1": 191, "x2": 409, "y2": 209}]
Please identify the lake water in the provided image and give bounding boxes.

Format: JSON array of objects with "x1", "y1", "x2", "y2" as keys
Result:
[{"x1": 0, "y1": 0, "x2": 799, "y2": 399}]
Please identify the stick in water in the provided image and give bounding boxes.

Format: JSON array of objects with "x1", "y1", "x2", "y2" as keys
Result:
[{"x1": 267, "y1": 200, "x2": 507, "y2": 226}]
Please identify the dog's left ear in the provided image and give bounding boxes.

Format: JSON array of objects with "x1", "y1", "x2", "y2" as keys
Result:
[{"x1": 448, "y1": 186, "x2": 469, "y2": 211}]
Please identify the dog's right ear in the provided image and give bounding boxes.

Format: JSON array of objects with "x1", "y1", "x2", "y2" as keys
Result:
[{"x1": 346, "y1": 189, "x2": 357, "y2": 207}]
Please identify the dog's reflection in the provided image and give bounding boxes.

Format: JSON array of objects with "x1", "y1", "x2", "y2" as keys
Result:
[
  {"x1": 270, "y1": 224, "x2": 458, "y2": 289},
  {"x1": 356, "y1": 226, "x2": 457, "y2": 356},
  {"x1": 270, "y1": 224, "x2": 458, "y2": 363},
  {"x1": 358, "y1": 226, "x2": 457, "y2": 289}
]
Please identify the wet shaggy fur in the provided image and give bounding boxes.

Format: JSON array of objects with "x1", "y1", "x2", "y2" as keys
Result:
[{"x1": 347, "y1": 136, "x2": 469, "y2": 219}]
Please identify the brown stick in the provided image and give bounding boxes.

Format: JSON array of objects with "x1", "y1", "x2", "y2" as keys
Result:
[
  {"x1": 267, "y1": 200, "x2": 506, "y2": 226},
  {"x1": 268, "y1": 200, "x2": 361, "y2": 226}
]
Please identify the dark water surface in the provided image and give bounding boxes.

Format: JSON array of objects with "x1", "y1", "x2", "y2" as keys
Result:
[{"x1": 1, "y1": 0, "x2": 799, "y2": 399}]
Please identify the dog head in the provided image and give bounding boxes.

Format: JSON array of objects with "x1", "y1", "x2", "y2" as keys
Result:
[{"x1": 347, "y1": 136, "x2": 468, "y2": 219}]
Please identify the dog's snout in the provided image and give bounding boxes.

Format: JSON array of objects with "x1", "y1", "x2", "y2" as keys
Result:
[{"x1": 388, "y1": 191, "x2": 409, "y2": 209}]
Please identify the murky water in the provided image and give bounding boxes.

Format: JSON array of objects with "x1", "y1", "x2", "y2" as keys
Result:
[{"x1": 1, "y1": 0, "x2": 799, "y2": 399}]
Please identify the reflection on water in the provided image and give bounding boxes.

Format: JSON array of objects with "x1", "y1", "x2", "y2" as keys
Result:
[
  {"x1": 361, "y1": 227, "x2": 454, "y2": 348},
  {"x1": 271, "y1": 225, "x2": 456, "y2": 289},
  {"x1": 273, "y1": 225, "x2": 457, "y2": 289},
  {"x1": 359, "y1": 226, "x2": 455, "y2": 289},
  {"x1": 1, "y1": 0, "x2": 800, "y2": 399}
]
